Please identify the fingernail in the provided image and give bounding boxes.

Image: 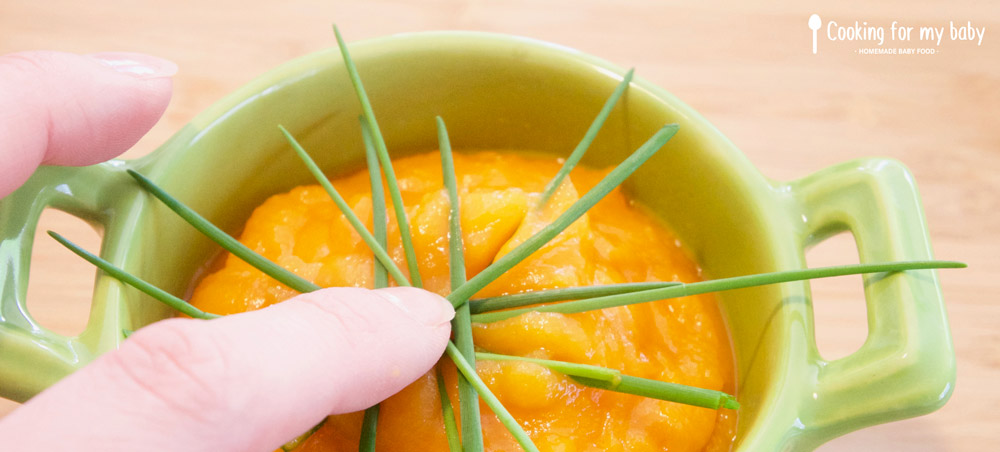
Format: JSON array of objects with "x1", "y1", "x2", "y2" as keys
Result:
[
  {"x1": 375, "y1": 287, "x2": 455, "y2": 327},
  {"x1": 88, "y1": 52, "x2": 178, "y2": 79}
]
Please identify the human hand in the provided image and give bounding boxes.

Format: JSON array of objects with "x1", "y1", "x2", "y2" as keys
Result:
[{"x1": 0, "y1": 51, "x2": 454, "y2": 451}]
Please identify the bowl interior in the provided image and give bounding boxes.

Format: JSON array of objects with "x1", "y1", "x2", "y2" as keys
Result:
[{"x1": 122, "y1": 33, "x2": 810, "y2": 449}]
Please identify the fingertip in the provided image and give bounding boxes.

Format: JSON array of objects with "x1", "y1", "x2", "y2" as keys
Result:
[
  {"x1": 198, "y1": 287, "x2": 454, "y2": 448},
  {"x1": 41, "y1": 52, "x2": 175, "y2": 165},
  {"x1": 88, "y1": 52, "x2": 178, "y2": 80},
  {"x1": 373, "y1": 286, "x2": 456, "y2": 328},
  {"x1": 260, "y1": 287, "x2": 453, "y2": 411},
  {"x1": 0, "y1": 50, "x2": 174, "y2": 196}
]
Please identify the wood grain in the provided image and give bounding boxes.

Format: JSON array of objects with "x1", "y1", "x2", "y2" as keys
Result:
[{"x1": 1, "y1": 1, "x2": 996, "y2": 450}]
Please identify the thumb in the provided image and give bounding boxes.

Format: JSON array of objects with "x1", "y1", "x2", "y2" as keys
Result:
[
  {"x1": 0, "y1": 50, "x2": 175, "y2": 197},
  {"x1": 0, "y1": 287, "x2": 454, "y2": 452}
]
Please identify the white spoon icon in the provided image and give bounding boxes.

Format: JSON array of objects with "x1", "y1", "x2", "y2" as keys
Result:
[{"x1": 809, "y1": 14, "x2": 821, "y2": 54}]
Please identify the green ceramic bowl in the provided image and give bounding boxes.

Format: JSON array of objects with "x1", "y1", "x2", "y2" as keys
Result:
[{"x1": 0, "y1": 32, "x2": 954, "y2": 450}]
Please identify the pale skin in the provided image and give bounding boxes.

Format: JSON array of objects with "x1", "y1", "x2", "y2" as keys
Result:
[{"x1": 0, "y1": 51, "x2": 454, "y2": 451}]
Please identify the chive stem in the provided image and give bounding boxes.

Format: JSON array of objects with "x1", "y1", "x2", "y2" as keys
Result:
[
  {"x1": 471, "y1": 260, "x2": 966, "y2": 323},
  {"x1": 571, "y1": 375, "x2": 740, "y2": 410},
  {"x1": 446, "y1": 342, "x2": 539, "y2": 452},
  {"x1": 126, "y1": 170, "x2": 320, "y2": 294},
  {"x1": 364, "y1": 120, "x2": 390, "y2": 289},
  {"x1": 446, "y1": 124, "x2": 679, "y2": 305},
  {"x1": 281, "y1": 423, "x2": 325, "y2": 451},
  {"x1": 48, "y1": 231, "x2": 219, "y2": 320},
  {"x1": 437, "y1": 117, "x2": 465, "y2": 307},
  {"x1": 358, "y1": 117, "x2": 390, "y2": 452},
  {"x1": 469, "y1": 282, "x2": 680, "y2": 314},
  {"x1": 438, "y1": 117, "x2": 484, "y2": 451},
  {"x1": 539, "y1": 68, "x2": 634, "y2": 204},
  {"x1": 358, "y1": 407, "x2": 379, "y2": 452},
  {"x1": 279, "y1": 125, "x2": 410, "y2": 287},
  {"x1": 334, "y1": 25, "x2": 423, "y2": 288},
  {"x1": 475, "y1": 352, "x2": 620, "y2": 383},
  {"x1": 435, "y1": 366, "x2": 463, "y2": 452}
]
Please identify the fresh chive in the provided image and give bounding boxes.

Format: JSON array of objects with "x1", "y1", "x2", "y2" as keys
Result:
[
  {"x1": 446, "y1": 342, "x2": 539, "y2": 452},
  {"x1": 539, "y1": 68, "x2": 634, "y2": 205},
  {"x1": 333, "y1": 25, "x2": 422, "y2": 288},
  {"x1": 475, "y1": 352, "x2": 620, "y2": 383},
  {"x1": 469, "y1": 282, "x2": 680, "y2": 314},
  {"x1": 279, "y1": 125, "x2": 410, "y2": 287},
  {"x1": 359, "y1": 118, "x2": 389, "y2": 452},
  {"x1": 475, "y1": 352, "x2": 737, "y2": 410},
  {"x1": 48, "y1": 231, "x2": 219, "y2": 320},
  {"x1": 447, "y1": 124, "x2": 680, "y2": 306},
  {"x1": 281, "y1": 423, "x2": 324, "y2": 451},
  {"x1": 126, "y1": 170, "x2": 320, "y2": 294},
  {"x1": 435, "y1": 366, "x2": 463, "y2": 452},
  {"x1": 358, "y1": 407, "x2": 379, "y2": 452},
  {"x1": 363, "y1": 119, "x2": 390, "y2": 290},
  {"x1": 122, "y1": 329, "x2": 134, "y2": 339},
  {"x1": 438, "y1": 117, "x2": 484, "y2": 451},
  {"x1": 471, "y1": 260, "x2": 967, "y2": 323},
  {"x1": 437, "y1": 117, "x2": 465, "y2": 318},
  {"x1": 571, "y1": 374, "x2": 739, "y2": 410}
]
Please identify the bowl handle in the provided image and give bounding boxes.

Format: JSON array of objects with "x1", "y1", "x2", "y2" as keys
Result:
[
  {"x1": 0, "y1": 163, "x2": 131, "y2": 403},
  {"x1": 786, "y1": 158, "x2": 955, "y2": 448}
]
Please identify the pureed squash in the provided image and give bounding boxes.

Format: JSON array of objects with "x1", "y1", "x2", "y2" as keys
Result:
[{"x1": 189, "y1": 150, "x2": 737, "y2": 451}]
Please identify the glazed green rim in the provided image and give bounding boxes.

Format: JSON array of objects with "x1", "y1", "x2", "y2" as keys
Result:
[{"x1": 0, "y1": 32, "x2": 955, "y2": 451}]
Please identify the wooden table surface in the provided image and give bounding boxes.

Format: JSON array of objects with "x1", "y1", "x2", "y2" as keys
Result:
[{"x1": 1, "y1": 1, "x2": 996, "y2": 450}]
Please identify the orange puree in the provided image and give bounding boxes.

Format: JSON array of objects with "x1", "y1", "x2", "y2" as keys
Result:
[{"x1": 189, "y1": 151, "x2": 736, "y2": 451}]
